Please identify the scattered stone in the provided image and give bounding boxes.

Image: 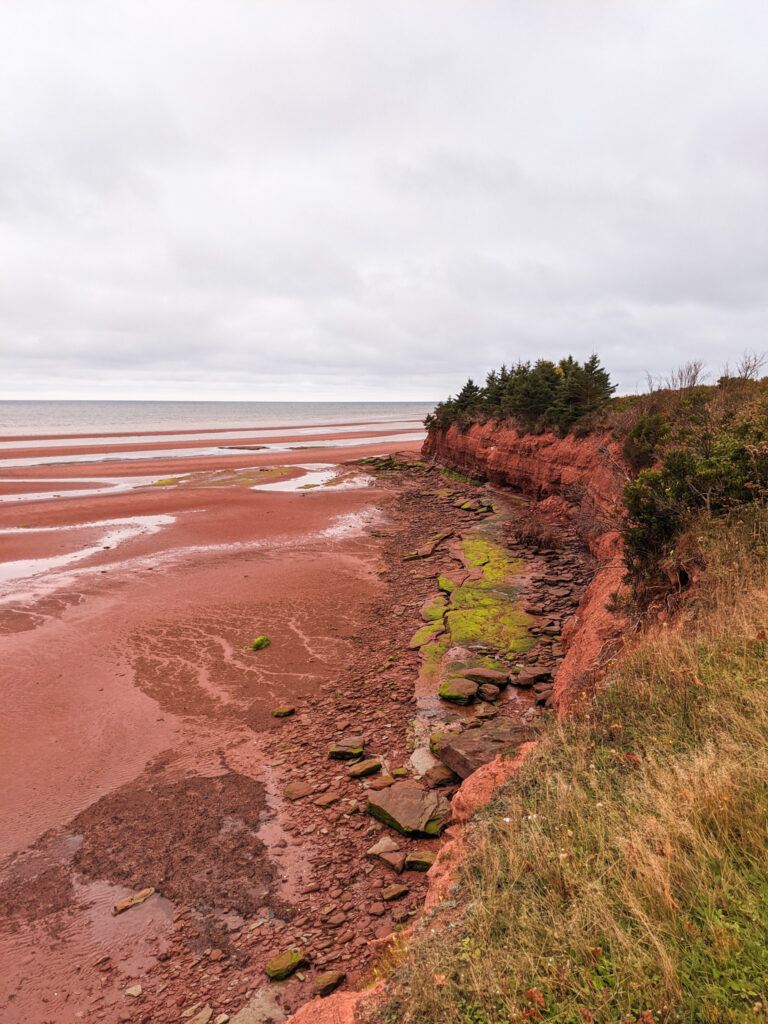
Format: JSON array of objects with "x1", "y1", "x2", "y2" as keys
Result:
[
  {"x1": 367, "y1": 775, "x2": 395, "y2": 790},
  {"x1": 190, "y1": 1008, "x2": 213, "y2": 1024},
  {"x1": 112, "y1": 887, "x2": 155, "y2": 916},
  {"x1": 328, "y1": 735, "x2": 365, "y2": 760},
  {"x1": 368, "y1": 902, "x2": 386, "y2": 916},
  {"x1": 251, "y1": 635, "x2": 271, "y2": 651},
  {"x1": 477, "y1": 683, "x2": 500, "y2": 702},
  {"x1": 125, "y1": 985, "x2": 142, "y2": 998},
  {"x1": 380, "y1": 851, "x2": 406, "y2": 873},
  {"x1": 271, "y1": 706, "x2": 295, "y2": 718},
  {"x1": 367, "y1": 781, "x2": 451, "y2": 837},
  {"x1": 381, "y1": 883, "x2": 409, "y2": 901},
  {"x1": 438, "y1": 678, "x2": 478, "y2": 705},
  {"x1": 366, "y1": 835, "x2": 401, "y2": 858},
  {"x1": 265, "y1": 948, "x2": 309, "y2": 980},
  {"x1": 314, "y1": 791, "x2": 341, "y2": 808},
  {"x1": 347, "y1": 758, "x2": 382, "y2": 778},
  {"x1": 423, "y1": 763, "x2": 459, "y2": 788},
  {"x1": 405, "y1": 850, "x2": 437, "y2": 872},
  {"x1": 392, "y1": 906, "x2": 411, "y2": 924},
  {"x1": 315, "y1": 970, "x2": 346, "y2": 997},
  {"x1": 214, "y1": 1016, "x2": 230, "y2": 1024},
  {"x1": 284, "y1": 781, "x2": 314, "y2": 801},
  {"x1": 437, "y1": 718, "x2": 532, "y2": 779}
]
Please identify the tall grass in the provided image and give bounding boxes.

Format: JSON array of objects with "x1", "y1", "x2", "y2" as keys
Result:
[{"x1": 381, "y1": 509, "x2": 768, "y2": 1024}]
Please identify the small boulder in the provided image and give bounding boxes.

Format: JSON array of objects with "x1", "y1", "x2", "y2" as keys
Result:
[
  {"x1": 438, "y1": 679, "x2": 478, "y2": 705},
  {"x1": 437, "y1": 718, "x2": 532, "y2": 779},
  {"x1": 265, "y1": 948, "x2": 309, "y2": 980},
  {"x1": 315, "y1": 970, "x2": 346, "y2": 997},
  {"x1": 367, "y1": 781, "x2": 451, "y2": 837},
  {"x1": 405, "y1": 850, "x2": 437, "y2": 872},
  {"x1": 347, "y1": 758, "x2": 382, "y2": 778},
  {"x1": 477, "y1": 683, "x2": 500, "y2": 702},
  {"x1": 125, "y1": 985, "x2": 142, "y2": 998},
  {"x1": 328, "y1": 735, "x2": 364, "y2": 760},
  {"x1": 367, "y1": 835, "x2": 401, "y2": 858}
]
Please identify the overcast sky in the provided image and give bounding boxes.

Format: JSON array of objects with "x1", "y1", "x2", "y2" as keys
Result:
[{"x1": 1, "y1": 1, "x2": 767, "y2": 402}]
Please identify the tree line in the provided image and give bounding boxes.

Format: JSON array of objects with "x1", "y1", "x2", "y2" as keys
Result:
[{"x1": 426, "y1": 354, "x2": 616, "y2": 433}]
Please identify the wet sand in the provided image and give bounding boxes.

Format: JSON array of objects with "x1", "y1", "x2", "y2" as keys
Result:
[{"x1": 1, "y1": 423, "x2": 432, "y2": 1023}]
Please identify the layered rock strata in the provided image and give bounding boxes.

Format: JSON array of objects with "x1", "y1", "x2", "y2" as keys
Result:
[{"x1": 423, "y1": 423, "x2": 630, "y2": 710}]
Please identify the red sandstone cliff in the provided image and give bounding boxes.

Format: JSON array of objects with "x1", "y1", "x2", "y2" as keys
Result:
[{"x1": 422, "y1": 422, "x2": 630, "y2": 710}]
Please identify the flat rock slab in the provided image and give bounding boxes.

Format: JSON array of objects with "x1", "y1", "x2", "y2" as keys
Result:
[
  {"x1": 515, "y1": 666, "x2": 552, "y2": 687},
  {"x1": 367, "y1": 781, "x2": 451, "y2": 837},
  {"x1": 438, "y1": 678, "x2": 478, "y2": 705},
  {"x1": 454, "y1": 667, "x2": 510, "y2": 686},
  {"x1": 435, "y1": 718, "x2": 533, "y2": 779},
  {"x1": 284, "y1": 781, "x2": 314, "y2": 801}
]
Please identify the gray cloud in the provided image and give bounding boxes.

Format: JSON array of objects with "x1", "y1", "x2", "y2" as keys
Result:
[{"x1": 1, "y1": 0, "x2": 767, "y2": 401}]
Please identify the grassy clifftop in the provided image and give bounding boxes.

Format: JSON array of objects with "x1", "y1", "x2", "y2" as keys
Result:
[
  {"x1": 381, "y1": 507, "x2": 768, "y2": 1024},
  {"x1": 379, "y1": 361, "x2": 768, "y2": 1023}
]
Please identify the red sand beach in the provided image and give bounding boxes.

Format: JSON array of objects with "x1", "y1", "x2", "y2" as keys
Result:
[{"x1": 1, "y1": 421, "x2": 433, "y2": 1023}]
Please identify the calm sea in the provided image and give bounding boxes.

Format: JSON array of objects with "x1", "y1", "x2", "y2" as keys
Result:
[{"x1": 0, "y1": 400, "x2": 435, "y2": 437}]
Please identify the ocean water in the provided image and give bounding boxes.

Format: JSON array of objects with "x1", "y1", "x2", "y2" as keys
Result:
[{"x1": 0, "y1": 400, "x2": 435, "y2": 437}]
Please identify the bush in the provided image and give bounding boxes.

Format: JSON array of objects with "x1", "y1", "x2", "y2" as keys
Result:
[{"x1": 622, "y1": 412, "x2": 670, "y2": 470}]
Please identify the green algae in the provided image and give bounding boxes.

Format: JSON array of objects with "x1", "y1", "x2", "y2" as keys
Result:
[
  {"x1": 461, "y1": 533, "x2": 523, "y2": 583},
  {"x1": 438, "y1": 576, "x2": 456, "y2": 594},
  {"x1": 421, "y1": 597, "x2": 447, "y2": 623},
  {"x1": 420, "y1": 640, "x2": 451, "y2": 683},
  {"x1": 409, "y1": 622, "x2": 444, "y2": 648}
]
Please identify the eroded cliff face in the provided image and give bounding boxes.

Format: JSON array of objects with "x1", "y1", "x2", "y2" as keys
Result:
[{"x1": 423, "y1": 422, "x2": 630, "y2": 710}]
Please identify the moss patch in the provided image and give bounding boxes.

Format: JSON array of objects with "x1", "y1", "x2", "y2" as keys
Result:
[{"x1": 409, "y1": 623, "x2": 445, "y2": 649}]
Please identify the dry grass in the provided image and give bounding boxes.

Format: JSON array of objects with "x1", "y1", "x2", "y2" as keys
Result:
[{"x1": 380, "y1": 510, "x2": 768, "y2": 1024}]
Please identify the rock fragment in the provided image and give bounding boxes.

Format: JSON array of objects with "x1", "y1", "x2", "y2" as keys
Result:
[
  {"x1": 265, "y1": 948, "x2": 309, "y2": 980},
  {"x1": 315, "y1": 970, "x2": 346, "y2": 997}
]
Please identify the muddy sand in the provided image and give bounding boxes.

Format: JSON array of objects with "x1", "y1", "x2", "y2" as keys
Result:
[{"x1": 0, "y1": 424, "x2": 589, "y2": 1023}]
